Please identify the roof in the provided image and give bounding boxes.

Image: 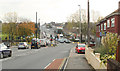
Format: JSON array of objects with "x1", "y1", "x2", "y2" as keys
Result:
[
  {"x1": 78, "y1": 44, "x2": 85, "y2": 45},
  {"x1": 97, "y1": 8, "x2": 120, "y2": 26}
]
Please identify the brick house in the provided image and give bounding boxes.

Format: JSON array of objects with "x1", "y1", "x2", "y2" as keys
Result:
[{"x1": 96, "y1": 1, "x2": 120, "y2": 42}]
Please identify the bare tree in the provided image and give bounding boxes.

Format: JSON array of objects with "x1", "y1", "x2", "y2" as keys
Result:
[
  {"x1": 18, "y1": 17, "x2": 31, "y2": 23},
  {"x1": 3, "y1": 12, "x2": 18, "y2": 23},
  {"x1": 91, "y1": 10, "x2": 101, "y2": 22}
]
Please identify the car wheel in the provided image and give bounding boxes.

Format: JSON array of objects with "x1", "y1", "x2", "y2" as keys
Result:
[
  {"x1": 77, "y1": 51, "x2": 79, "y2": 54},
  {"x1": 76, "y1": 50, "x2": 78, "y2": 54},
  {"x1": 75, "y1": 50, "x2": 77, "y2": 53},
  {"x1": 8, "y1": 52, "x2": 12, "y2": 57},
  {"x1": 0, "y1": 53, "x2": 4, "y2": 59}
]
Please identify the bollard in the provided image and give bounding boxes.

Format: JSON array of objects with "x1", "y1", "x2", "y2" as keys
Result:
[{"x1": 51, "y1": 44, "x2": 53, "y2": 47}]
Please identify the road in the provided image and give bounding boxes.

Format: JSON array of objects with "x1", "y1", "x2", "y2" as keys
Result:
[
  {"x1": 40, "y1": 25, "x2": 56, "y2": 37},
  {"x1": 2, "y1": 43, "x2": 75, "y2": 69}
]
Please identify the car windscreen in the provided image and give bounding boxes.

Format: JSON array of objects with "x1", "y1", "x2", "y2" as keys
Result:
[
  {"x1": 19, "y1": 43, "x2": 24, "y2": 45},
  {"x1": 78, "y1": 45, "x2": 85, "y2": 47},
  {"x1": 0, "y1": 44, "x2": 1, "y2": 48},
  {"x1": 32, "y1": 40, "x2": 36, "y2": 44},
  {"x1": 90, "y1": 42, "x2": 95, "y2": 44}
]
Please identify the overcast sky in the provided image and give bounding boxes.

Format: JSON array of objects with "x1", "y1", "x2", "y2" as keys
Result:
[{"x1": 0, "y1": 0, "x2": 120, "y2": 24}]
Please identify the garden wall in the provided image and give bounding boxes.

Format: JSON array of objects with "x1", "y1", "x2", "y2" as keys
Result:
[{"x1": 85, "y1": 46, "x2": 107, "y2": 70}]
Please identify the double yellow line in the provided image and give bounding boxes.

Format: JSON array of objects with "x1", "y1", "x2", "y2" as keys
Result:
[{"x1": 57, "y1": 58, "x2": 66, "y2": 71}]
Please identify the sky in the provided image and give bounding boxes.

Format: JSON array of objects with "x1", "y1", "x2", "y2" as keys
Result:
[{"x1": 0, "y1": 0, "x2": 120, "y2": 25}]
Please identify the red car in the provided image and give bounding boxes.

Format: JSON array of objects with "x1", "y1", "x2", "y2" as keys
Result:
[{"x1": 75, "y1": 44, "x2": 85, "y2": 54}]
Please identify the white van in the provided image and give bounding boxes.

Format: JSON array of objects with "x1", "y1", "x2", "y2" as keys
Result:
[{"x1": 39, "y1": 39, "x2": 46, "y2": 47}]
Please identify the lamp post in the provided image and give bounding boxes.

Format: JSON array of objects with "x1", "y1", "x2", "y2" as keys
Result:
[
  {"x1": 36, "y1": 12, "x2": 38, "y2": 46},
  {"x1": 78, "y1": 5, "x2": 82, "y2": 43},
  {"x1": 38, "y1": 19, "x2": 40, "y2": 39}
]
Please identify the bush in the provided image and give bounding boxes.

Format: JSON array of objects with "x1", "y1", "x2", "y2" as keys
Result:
[
  {"x1": 94, "y1": 32, "x2": 120, "y2": 65},
  {"x1": 94, "y1": 45, "x2": 108, "y2": 56}
]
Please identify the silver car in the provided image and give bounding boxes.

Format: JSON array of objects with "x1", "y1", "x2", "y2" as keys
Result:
[
  {"x1": 18, "y1": 42, "x2": 29, "y2": 49},
  {"x1": 0, "y1": 43, "x2": 12, "y2": 59}
]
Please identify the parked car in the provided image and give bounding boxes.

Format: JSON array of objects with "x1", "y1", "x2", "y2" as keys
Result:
[
  {"x1": 89, "y1": 42, "x2": 96, "y2": 47},
  {"x1": 39, "y1": 39, "x2": 46, "y2": 47},
  {"x1": 74, "y1": 38, "x2": 80, "y2": 42},
  {"x1": 75, "y1": 44, "x2": 85, "y2": 54},
  {"x1": 46, "y1": 39, "x2": 51, "y2": 46},
  {"x1": 4, "y1": 42, "x2": 10, "y2": 47},
  {"x1": 18, "y1": 42, "x2": 29, "y2": 49},
  {"x1": 0, "y1": 43, "x2": 12, "y2": 59},
  {"x1": 85, "y1": 41, "x2": 96, "y2": 47},
  {"x1": 31, "y1": 39, "x2": 40, "y2": 49},
  {"x1": 58, "y1": 39, "x2": 64, "y2": 43},
  {"x1": 64, "y1": 39, "x2": 71, "y2": 43}
]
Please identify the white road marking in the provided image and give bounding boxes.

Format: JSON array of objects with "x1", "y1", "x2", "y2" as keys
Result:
[
  {"x1": 1, "y1": 57, "x2": 12, "y2": 61},
  {"x1": 44, "y1": 59, "x2": 55, "y2": 69}
]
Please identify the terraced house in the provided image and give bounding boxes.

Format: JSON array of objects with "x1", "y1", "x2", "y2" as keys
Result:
[{"x1": 96, "y1": 1, "x2": 120, "y2": 42}]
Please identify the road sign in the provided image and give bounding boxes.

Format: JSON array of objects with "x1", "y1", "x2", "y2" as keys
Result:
[{"x1": 100, "y1": 32, "x2": 102, "y2": 36}]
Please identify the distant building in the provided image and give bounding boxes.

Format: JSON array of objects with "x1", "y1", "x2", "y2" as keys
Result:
[{"x1": 96, "y1": 1, "x2": 120, "y2": 42}]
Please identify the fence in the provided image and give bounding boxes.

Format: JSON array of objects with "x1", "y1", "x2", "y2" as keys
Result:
[
  {"x1": 85, "y1": 46, "x2": 107, "y2": 70},
  {"x1": 107, "y1": 59, "x2": 120, "y2": 71}
]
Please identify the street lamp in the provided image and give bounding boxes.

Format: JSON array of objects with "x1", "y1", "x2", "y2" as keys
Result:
[
  {"x1": 36, "y1": 12, "x2": 38, "y2": 47},
  {"x1": 38, "y1": 19, "x2": 40, "y2": 39},
  {"x1": 78, "y1": 5, "x2": 82, "y2": 43}
]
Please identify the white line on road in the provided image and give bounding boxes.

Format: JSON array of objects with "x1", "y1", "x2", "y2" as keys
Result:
[
  {"x1": 63, "y1": 47, "x2": 73, "y2": 70},
  {"x1": 1, "y1": 57, "x2": 12, "y2": 62},
  {"x1": 44, "y1": 59, "x2": 55, "y2": 69}
]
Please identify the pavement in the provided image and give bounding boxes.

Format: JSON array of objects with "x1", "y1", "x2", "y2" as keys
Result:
[
  {"x1": 44, "y1": 43, "x2": 95, "y2": 71},
  {"x1": 64, "y1": 46, "x2": 95, "y2": 71}
]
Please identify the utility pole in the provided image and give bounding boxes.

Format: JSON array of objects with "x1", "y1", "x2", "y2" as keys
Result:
[
  {"x1": 78, "y1": 5, "x2": 82, "y2": 43},
  {"x1": 87, "y1": 0, "x2": 90, "y2": 45},
  {"x1": 39, "y1": 19, "x2": 40, "y2": 39},
  {"x1": 36, "y1": 12, "x2": 37, "y2": 46}
]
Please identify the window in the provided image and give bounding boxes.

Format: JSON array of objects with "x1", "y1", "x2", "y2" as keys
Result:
[
  {"x1": 101, "y1": 24, "x2": 103, "y2": 31},
  {"x1": 78, "y1": 45, "x2": 85, "y2": 47},
  {"x1": 111, "y1": 18, "x2": 115, "y2": 27},
  {"x1": 107, "y1": 20, "x2": 110, "y2": 28},
  {"x1": 104, "y1": 23, "x2": 106, "y2": 30},
  {"x1": 99, "y1": 26, "x2": 100, "y2": 32}
]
